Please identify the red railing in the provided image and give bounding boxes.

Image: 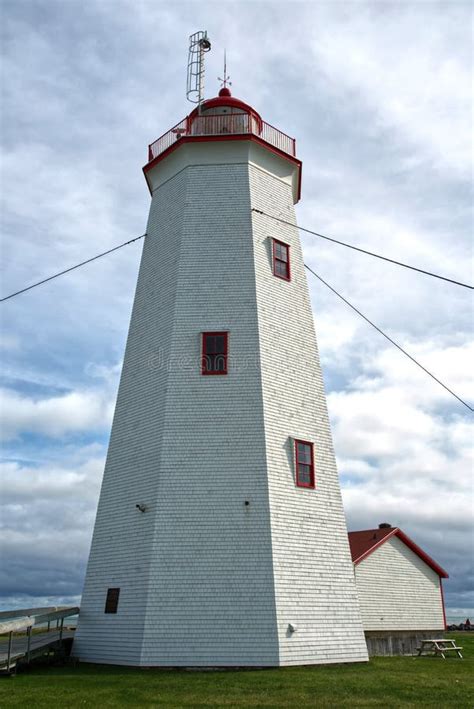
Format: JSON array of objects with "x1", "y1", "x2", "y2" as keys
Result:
[{"x1": 148, "y1": 113, "x2": 296, "y2": 163}]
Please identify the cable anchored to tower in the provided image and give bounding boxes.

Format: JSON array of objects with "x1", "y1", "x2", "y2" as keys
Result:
[
  {"x1": 1, "y1": 228, "x2": 470, "y2": 412},
  {"x1": 304, "y1": 264, "x2": 473, "y2": 412},
  {"x1": 0, "y1": 233, "x2": 147, "y2": 302},
  {"x1": 252, "y1": 209, "x2": 473, "y2": 290}
]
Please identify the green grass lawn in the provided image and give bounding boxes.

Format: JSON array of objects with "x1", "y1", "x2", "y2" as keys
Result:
[{"x1": 1, "y1": 633, "x2": 472, "y2": 708}]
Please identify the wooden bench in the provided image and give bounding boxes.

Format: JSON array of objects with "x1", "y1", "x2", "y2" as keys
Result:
[{"x1": 416, "y1": 639, "x2": 463, "y2": 659}]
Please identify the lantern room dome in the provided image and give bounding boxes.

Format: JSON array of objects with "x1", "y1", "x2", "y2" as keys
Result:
[{"x1": 188, "y1": 88, "x2": 263, "y2": 131}]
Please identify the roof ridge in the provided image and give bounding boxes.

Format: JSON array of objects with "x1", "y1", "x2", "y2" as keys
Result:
[{"x1": 347, "y1": 527, "x2": 448, "y2": 578}]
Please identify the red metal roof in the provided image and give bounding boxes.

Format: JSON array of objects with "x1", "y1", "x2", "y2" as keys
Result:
[{"x1": 348, "y1": 527, "x2": 448, "y2": 578}]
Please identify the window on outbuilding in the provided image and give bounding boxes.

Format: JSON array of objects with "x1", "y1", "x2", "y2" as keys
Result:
[
  {"x1": 295, "y1": 440, "x2": 315, "y2": 488},
  {"x1": 104, "y1": 587, "x2": 120, "y2": 614},
  {"x1": 201, "y1": 332, "x2": 228, "y2": 375},
  {"x1": 273, "y1": 239, "x2": 291, "y2": 281}
]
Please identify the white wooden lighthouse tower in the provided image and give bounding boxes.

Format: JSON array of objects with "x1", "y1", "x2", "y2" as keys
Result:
[{"x1": 74, "y1": 39, "x2": 368, "y2": 666}]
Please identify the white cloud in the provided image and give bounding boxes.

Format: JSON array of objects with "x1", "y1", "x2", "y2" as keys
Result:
[
  {"x1": 0, "y1": 450, "x2": 105, "y2": 600},
  {"x1": 329, "y1": 340, "x2": 473, "y2": 468},
  {"x1": 0, "y1": 387, "x2": 114, "y2": 441},
  {"x1": 327, "y1": 339, "x2": 473, "y2": 606},
  {"x1": 1, "y1": 456, "x2": 103, "y2": 503},
  {"x1": 310, "y1": 5, "x2": 472, "y2": 177},
  {"x1": 0, "y1": 334, "x2": 20, "y2": 351},
  {"x1": 359, "y1": 339, "x2": 474, "y2": 408}
]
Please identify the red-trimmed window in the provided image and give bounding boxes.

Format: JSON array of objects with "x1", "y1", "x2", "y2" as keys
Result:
[
  {"x1": 273, "y1": 239, "x2": 291, "y2": 281},
  {"x1": 201, "y1": 332, "x2": 228, "y2": 375},
  {"x1": 295, "y1": 439, "x2": 315, "y2": 488}
]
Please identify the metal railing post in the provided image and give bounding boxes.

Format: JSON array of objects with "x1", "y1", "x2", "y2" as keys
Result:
[
  {"x1": 7, "y1": 631, "x2": 12, "y2": 672},
  {"x1": 26, "y1": 625, "x2": 32, "y2": 663},
  {"x1": 59, "y1": 618, "x2": 64, "y2": 643}
]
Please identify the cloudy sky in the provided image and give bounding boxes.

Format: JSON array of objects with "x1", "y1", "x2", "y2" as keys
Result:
[{"x1": 1, "y1": 1, "x2": 472, "y2": 617}]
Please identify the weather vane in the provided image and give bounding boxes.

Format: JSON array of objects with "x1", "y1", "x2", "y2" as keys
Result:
[{"x1": 218, "y1": 50, "x2": 231, "y2": 89}]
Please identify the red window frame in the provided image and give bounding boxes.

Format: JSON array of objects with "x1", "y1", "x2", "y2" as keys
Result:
[
  {"x1": 201, "y1": 332, "x2": 228, "y2": 375},
  {"x1": 294, "y1": 439, "x2": 315, "y2": 488},
  {"x1": 272, "y1": 239, "x2": 291, "y2": 281}
]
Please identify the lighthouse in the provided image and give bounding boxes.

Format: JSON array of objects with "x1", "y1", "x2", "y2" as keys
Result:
[{"x1": 74, "y1": 46, "x2": 368, "y2": 666}]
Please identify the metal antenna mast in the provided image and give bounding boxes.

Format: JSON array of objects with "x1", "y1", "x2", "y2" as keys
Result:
[{"x1": 186, "y1": 31, "x2": 212, "y2": 110}]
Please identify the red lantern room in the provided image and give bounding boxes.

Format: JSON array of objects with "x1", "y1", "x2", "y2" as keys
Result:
[{"x1": 144, "y1": 86, "x2": 301, "y2": 202}]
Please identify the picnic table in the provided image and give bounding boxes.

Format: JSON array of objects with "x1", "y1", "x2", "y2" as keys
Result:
[{"x1": 416, "y1": 638, "x2": 463, "y2": 659}]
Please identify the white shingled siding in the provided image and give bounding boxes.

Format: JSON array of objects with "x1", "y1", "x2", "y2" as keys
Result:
[
  {"x1": 355, "y1": 536, "x2": 445, "y2": 631},
  {"x1": 75, "y1": 159, "x2": 280, "y2": 666},
  {"x1": 138, "y1": 160, "x2": 280, "y2": 666},
  {"x1": 74, "y1": 168, "x2": 190, "y2": 664},
  {"x1": 249, "y1": 165, "x2": 367, "y2": 665},
  {"x1": 75, "y1": 139, "x2": 367, "y2": 666}
]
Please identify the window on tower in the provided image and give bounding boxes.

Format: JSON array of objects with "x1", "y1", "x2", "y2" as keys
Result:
[
  {"x1": 294, "y1": 439, "x2": 315, "y2": 488},
  {"x1": 104, "y1": 587, "x2": 120, "y2": 614},
  {"x1": 201, "y1": 332, "x2": 228, "y2": 375},
  {"x1": 272, "y1": 239, "x2": 291, "y2": 281}
]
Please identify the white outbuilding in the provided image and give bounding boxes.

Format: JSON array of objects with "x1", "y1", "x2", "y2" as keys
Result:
[{"x1": 348, "y1": 524, "x2": 448, "y2": 655}]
